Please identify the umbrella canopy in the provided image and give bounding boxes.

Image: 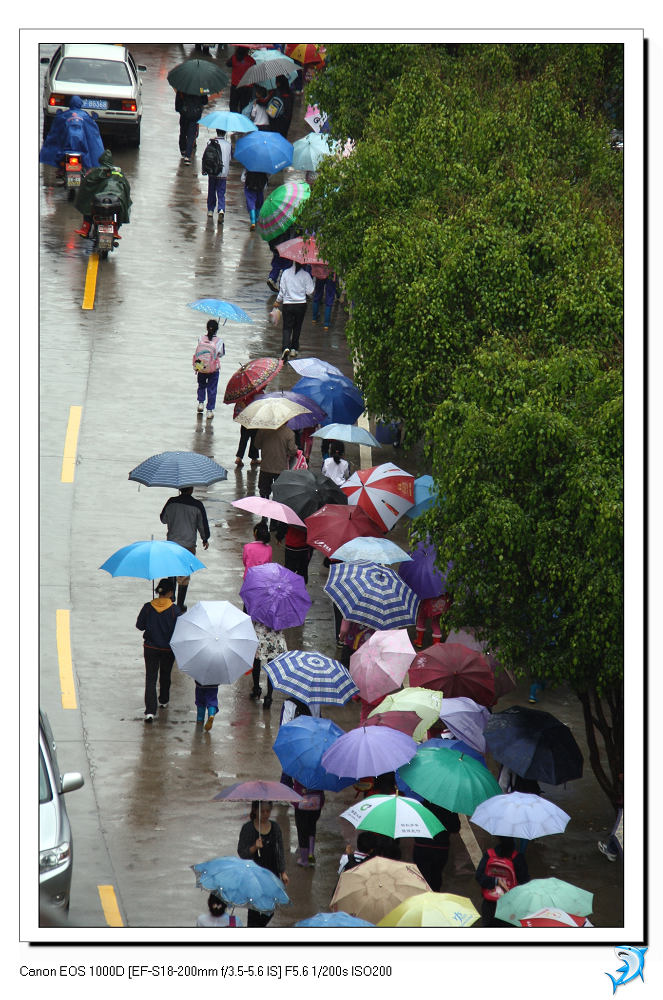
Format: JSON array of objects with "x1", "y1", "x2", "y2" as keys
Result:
[
  {"x1": 470, "y1": 792, "x2": 571, "y2": 841},
  {"x1": 320, "y1": 725, "x2": 417, "y2": 778},
  {"x1": 213, "y1": 779, "x2": 302, "y2": 803},
  {"x1": 292, "y1": 132, "x2": 337, "y2": 171},
  {"x1": 396, "y1": 738, "x2": 486, "y2": 799},
  {"x1": 445, "y1": 627, "x2": 515, "y2": 700},
  {"x1": 378, "y1": 891, "x2": 480, "y2": 928},
  {"x1": 240, "y1": 563, "x2": 311, "y2": 630},
  {"x1": 128, "y1": 451, "x2": 228, "y2": 488},
  {"x1": 495, "y1": 878, "x2": 594, "y2": 925},
  {"x1": 518, "y1": 908, "x2": 592, "y2": 928},
  {"x1": 409, "y1": 643, "x2": 496, "y2": 707},
  {"x1": 187, "y1": 298, "x2": 253, "y2": 324},
  {"x1": 324, "y1": 561, "x2": 420, "y2": 630},
  {"x1": 170, "y1": 602, "x2": 258, "y2": 686},
  {"x1": 312, "y1": 423, "x2": 380, "y2": 447},
  {"x1": 349, "y1": 628, "x2": 416, "y2": 703},
  {"x1": 198, "y1": 110, "x2": 257, "y2": 132},
  {"x1": 405, "y1": 475, "x2": 440, "y2": 519},
  {"x1": 237, "y1": 58, "x2": 297, "y2": 87},
  {"x1": 341, "y1": 794, "x2": 445, "y2": 839},
  {"x1": 272, "y1": 716, "x2": 355, "y2": 791},
  {"x1": 257, "y1": 181, "x2": 310, "y2": 241},
  {"x1": 234, "y1": 395, "x2": 311, "y2": 429},
  {"x1": 397, "y1": 540, "x2": 450, "y2": 600},
  {"x1": 276, "y1": 235, "x2": 327, "y2": 267},
  {"x1": 167, "y1": 59, "x2": 229, "y2": 95},
  {"x1": 192, "y1": 856, "x2": 289, "y2": 914},
  {"x1": 363, "y1": 711, "x2": 422, "y2": 738},
  {"x1": 265, "y1": 649, "x2": 358, "y2": 706},
  {"x1": 288, "y1": 356, "x2": 342, "y2": 378},
  {"x1": 331, "y1": 538, "x2": 412, "y2": 565},
  {"x1": 223, "y1": 357, "x2": 283, "y2": 403},
  {"x1": 398, "y1": 745, "x2": 503, "y2": 815},
  {"x1": 484, "y1": 705, "x2": 584, "y2": 785},
  {"x1": 341, "y1": 463, "x2": 415, "y2": 532},
  {"x1": 330, "y1": 857, "x2": 431, "y2": 925},
  {"x1": 438, "y1": 696, "x2": 491, "y2": 754},
  {"x1": 305, "y1": 504, "x2": 384, "y2": 558},
  {"x1": 369, "y1": 687, "x2": 443, "y2": 743},
  {"x1": 285, "y1": 43, "x2": 325, "y2": 65},
  {"x1": 272, "y1": 470, "x2": 348, "y2": 520},
  {"x1": 234, "y1": 130, "x2": 293, "y2": 174},
  {"x1": 292, "y1": 374, "x2": 364, "y2": 426},
  {"x1": 231, "y1": 496, "x2": 305, "y2": 527},
  {"x1": 295, "y1": 912, "x2": 374, "y2": 927},
  {"x1": 100, "y1": 540, "x2": 205, "y2": 580},
  {"x1": 259, "y1": 390, "x2": 327, "y2": 430}
]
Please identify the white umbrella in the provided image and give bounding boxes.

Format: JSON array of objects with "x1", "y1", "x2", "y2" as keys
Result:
[
  {"x1": 234, "y1": 396, "x2": 311, "y2": 429},
  {"x1": 470, "y1": 792, "x2": 571, "y2": 840},
  {"x1": 171, "y1": 601, "x2": 258, "y2": 685}
]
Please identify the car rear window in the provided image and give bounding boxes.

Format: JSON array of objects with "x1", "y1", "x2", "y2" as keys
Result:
[
  {"x1": 56, "y1": 58, "x2": 131, "y2": 87},
  {"x1": 39, "y1": 749, "x2": 53, "y2": 804}
]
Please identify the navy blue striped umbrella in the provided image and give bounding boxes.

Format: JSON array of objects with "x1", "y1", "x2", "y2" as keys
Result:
[
  {"x1": 324, "y1": 561, "x2": 420, "y2": 630},
  {"x1": 129, "y1": 451, "x2": 228, "y2": 488},
  {"x1": 264, "y1": 650, "x2": 358, "y2": 706}
]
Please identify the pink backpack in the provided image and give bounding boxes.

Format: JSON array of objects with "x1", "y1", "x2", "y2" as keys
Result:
[{"x1": 193, "y1": 337, "x2": 224, "y2": 373}]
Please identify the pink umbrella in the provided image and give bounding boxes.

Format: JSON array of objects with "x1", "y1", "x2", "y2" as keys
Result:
[
  {"x1": 276, "y1": 236, "x2": 326, "y2": 267},
  {"x1": 213, "y1": 780, "x2": 302, "y2": 803},
  {"x1": 231, "y1": 495, "x2": 305, "y2": 527},
  {"x1": 341, "y1": 463, "x2": 415, "y2": 531},
  {"x1": 363, "y1": 711, "x2": 421, "y2": 738},
  {"x1": 349, "y1": 629, "x2": 416, "y2": 703}
]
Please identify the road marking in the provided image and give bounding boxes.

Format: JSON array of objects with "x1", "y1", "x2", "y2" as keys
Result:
[
  {"x1": 55, "y1": 609, "x2": 76, "y2": 709},
  {"x1": 459, "y1": 814, "x2": 483, "y2": 867},
  {"x1": 98, "y1": 885, "x2": 124, "y2": 927},
  {"x1": 61, "y1": 405, "x2": 82, "y2": 483},
  {"x1": 82, "y1": 251, "x2": 99, "y2": 310},
  {"x1": 358, "y1": 413, "x2": 371, "y2": 470}
]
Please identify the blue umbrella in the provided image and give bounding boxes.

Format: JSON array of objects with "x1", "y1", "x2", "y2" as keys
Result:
[
  {"x1": 264, "y1": 649, "x2": 359, "y2": 706},
  {"x1": 398, "y1": 540, "x2": 451, "y2": 599},
  {"x1": 324, "y1": 561, "x2": 420, "y2": 630},
  {"x1": 128, "y1": 451, "x2": 228, "y2": 488},
  {"x1": 100, "y1": 540, "x2": 205, "y2": 580},
  {"x1": 234, "y1": 131, "x2": 293, "y2": 174},
  {"x1": 331, "y1": 538, "x2": 413, "y2": 565},
  {"x1": 187, "y1": 299, "x2": 254, "y2": 324},
  {"x1": 312, "y1": 423, "x2": 380, "y2": 447},
  {"x1": 272, "y1": 716, "x2": 355, "y2": 791},
  {"x1": 295, "y1": 912, "x2": 375, "y2": 927},
  {"x1": 192, "y1": 856, "x2": 289, "y2": 914},
  {"x1": 289, "y1": 356, "x2": 342, "y2": 378},
  {"x1": 405, "y1": 475, "x2": 440, "y2": 519},
  {"x1": 198, "y1": 110, "x2": 257, "y2": 133},
  {"x1": 292, "y1": 374, "x2": 364, "y2": 426}
]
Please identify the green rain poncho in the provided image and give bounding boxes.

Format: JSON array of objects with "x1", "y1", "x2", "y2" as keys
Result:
[{"x1": 74, "y1": 149, "x2": 132, "y2": 223}]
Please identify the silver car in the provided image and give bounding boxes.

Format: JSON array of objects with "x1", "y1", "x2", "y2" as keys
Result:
[{"x1": 39, "y1": 712, "x2": 84, "y2": 912}]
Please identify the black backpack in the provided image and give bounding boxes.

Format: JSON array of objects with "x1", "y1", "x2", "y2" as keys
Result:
[{"x1": 202, "y1": 140, "x2": 223, "y2": 177}]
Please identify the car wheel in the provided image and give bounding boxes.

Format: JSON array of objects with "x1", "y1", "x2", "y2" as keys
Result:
[{"x1": 127, "y1": 122, "x2": 141, "y2": 148}]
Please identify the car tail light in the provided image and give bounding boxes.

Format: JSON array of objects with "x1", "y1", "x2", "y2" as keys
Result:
[
  {"x1": 67, "y1": 155, "x2": 80, "y2": 166},
  {"x1": 121, "y1": 99, "x2": 137, "y2": 112},
  {"x1": 48, "y1": 94, "x2": 66, "y2": 107}
]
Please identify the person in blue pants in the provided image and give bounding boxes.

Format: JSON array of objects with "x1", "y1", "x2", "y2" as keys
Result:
[
  {"x1": 195, "y1": 680, "x2": 219, "y2": 731},
  {"x1": 312, "y1": 273, "x2": 337, "y2": 329},
  {"x1": 242, "y1": 169, "x2": 268, "y2": 230}
]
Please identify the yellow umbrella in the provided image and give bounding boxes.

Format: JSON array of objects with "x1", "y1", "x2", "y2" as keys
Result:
[
  {"x1": 369, "y1": 687, "x2": 443, "y2": 741},
  {"x1": 330, "y1": 857, "x2": 430, "y2": 925},
  {"x1": 378, "y1": 891, "x2": 480, "y2": 927}
]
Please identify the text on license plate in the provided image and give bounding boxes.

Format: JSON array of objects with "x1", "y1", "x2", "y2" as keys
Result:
[
  {"x1": 82, "y1": 99, "x2": 108, "y2": 110},
  {"x1": 66, "y1": 174, "x2": 81, "y2": 185}
]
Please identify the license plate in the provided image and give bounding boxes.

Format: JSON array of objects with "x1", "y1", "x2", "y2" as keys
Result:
[
  {"x1": 98, "y1": 223, "x2": 114, "y2": 234},
  {"x1": 66, "y1": 174, "x2": 81, "y2": 186},
  {"x1": 81, "y1": 98, "x2": 108, "y2": 110}
]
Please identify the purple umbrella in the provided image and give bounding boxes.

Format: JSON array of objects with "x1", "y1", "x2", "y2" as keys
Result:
[
  {"x1": 398, "y1": 541, "x2": 452, "y2": 600},
  {"x1": 213, "y1": 780, "x2": 302, "y2": 803},
  {"x1": 320, "y1": 725, "x2": 417, "y2": 779},
  {"x1": 438, "y1": 697, "x2": 491, "y2": 754},
  {"x1": 259, "y1": 390, "x2": 327, "y2": 430},
  {"x1": 240, "y1": 563, "x2": 312, "y2": 630}
]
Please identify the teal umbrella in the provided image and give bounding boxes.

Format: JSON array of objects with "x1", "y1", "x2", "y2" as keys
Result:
[
  {"x1": 292, "y1": 133, "x2": 338, "y2": 172},
  {"x1": 187, "y1": 299, "x2": 253, "y2": 324},
  {"x1": 495, "y1": 878, "x2": 594, "y2": 925},
  {"x1": 398, "y1": 746, "x2": 502, "y2": 815}
]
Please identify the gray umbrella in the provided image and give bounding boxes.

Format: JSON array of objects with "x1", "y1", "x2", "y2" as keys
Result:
[{"x1": 237, "y1": 59, "x2": 298, "y2": 88}]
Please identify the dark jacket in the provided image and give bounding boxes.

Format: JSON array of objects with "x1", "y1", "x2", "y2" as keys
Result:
[
  {"x1": 160, "y1": 493, "x2": 210, "y2": 550},
  {"x1": 237, "y1": 820, "x2": 286, "y2": 878},
  {"x1": 413, "y1": 802, "x2": 460, "y2": 850},
  {"x1": 268, "y1": 88, "x2": 294, "y2": 138},
  {"x1": 136, "y1": 598, "x2": 182, "y2": 649},
  {"x1": 175, "y1": 90, "x2": 208, "y2": 120},
  {"x1": 74, "y1": 149, "x2": 132, "y2": 222}
]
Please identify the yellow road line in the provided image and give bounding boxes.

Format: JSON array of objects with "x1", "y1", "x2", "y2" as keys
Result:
[
  {"x1": 61, "y1": 405, "x2": 82, "y2": 483},
  {"x1": 358, "y1": 413, "x2": 372, "y2": 470},
  {"x1": 82, "y1": 251, "x2": 99, "y2": 310},
  {"x1": 459, "y1": 814, "x2": 483, "y2": 867},
  {"x1": 55, "y1": 609, "x2": 77, "y2": 710},
  {"x1": 98, "y1": 885, "x2": 124, "y2": 927}
]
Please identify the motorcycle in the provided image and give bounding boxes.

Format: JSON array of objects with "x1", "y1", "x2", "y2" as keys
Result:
[
  {"x1": 63, "y1": 151, "x2": 83, "y2": 199},
  {"x1": 90, "y1": 192, "x2": 122, "y2": 259}
]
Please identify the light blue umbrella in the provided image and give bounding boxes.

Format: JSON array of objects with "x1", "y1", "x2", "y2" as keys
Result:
[
  {"x1": 272, "y1": 716, "x2": 355, "y2": 791},
  {"x1": 100, "y1": 540, "x2": 205, "y2": 580},
  {"x1": 331, "y1": 539, "x2": 413, "y2": 565},
  {"x1": 128, "y1": 451, "x2": 228, "y2": 488},
  {"x1": 405, "y1": 475, "x2": 440, "y2": 519},
  {"x1": 324, "y1": 561, "x2": 420, "y2": 629},
  {"x1": 192, "y1": 856, "x2": 289, "y2": 914},
  {"x1": 292, "y1": 133, "x2": 338, "y2": 171},
  {"x1": 295, "y1": 912, "x2": 374, "y2": 927},
  {"x1": 289, "y1": 356, "x2": 342, "y2": 378},
  {"x1": 235, "y1": 131, "x2": 293, "y2": 174},
  {"x1": 198, "y1": 110, "x2": 257, "y2": 133},
  {"x1": 264, "y1": 650, "x2": 358, "y2": 706},
  {"x1": 187, "y1": 299, "x2": 254, "y2": 324},
  {"x1": 312, "y1": 423, "x2": 380, "y2": 447}
]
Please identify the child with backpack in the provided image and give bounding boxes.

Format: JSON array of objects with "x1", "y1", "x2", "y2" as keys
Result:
[
  {"x1": 175, "y1": 90, "x2": 208, "y2": 162},
  {"x1": 201, "y1": 129, "x2": 231, "y2": 221},
  {"x1": 192, "y1": 319, "x2": 225, "y2": 419},
  {"x1": 475, "y1": 836, "x2": 529, "y2": 926},
  {"x1": 241, "y1": 168, "x2": 269, "y2": 230}
]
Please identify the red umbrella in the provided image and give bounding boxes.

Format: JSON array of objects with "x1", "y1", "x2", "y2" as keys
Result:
[
  {"x1": 446, "y1": 628, "x2": 515, "y2": 702},
  {"x1": 363, "y1": 711, "x2": 421, "y2": 738},
  {"x1": 305, "y1": 503, "x2": 385, "y2": 558},
  {"x1": 223, "y1": 358, "x2": 283, "y2": 404},
  {"x1": 519, "y1": 909, "x2": 592, "y2": 927},
  {"x1": 276, "y1": 236, "x2": 327, "y2": 267},
  {"x1": 341, "y1": 463, "x2": 415, "y2": 531},
  {"x1": 408, "y1": 643, "x2": 496, "y2": 707}
]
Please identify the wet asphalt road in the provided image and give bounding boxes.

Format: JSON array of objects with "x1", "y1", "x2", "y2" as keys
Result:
[{"x1": 39, "y1": 42, "x2": 623, "y2": 935}]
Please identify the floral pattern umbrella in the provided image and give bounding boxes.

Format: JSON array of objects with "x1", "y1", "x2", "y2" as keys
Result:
[
  {"x1": 223, "y1": 358, "x2": 283, "y2": 403},
  {"x1": 349, "y1": 628, "x2": 416, "y2": 703}
]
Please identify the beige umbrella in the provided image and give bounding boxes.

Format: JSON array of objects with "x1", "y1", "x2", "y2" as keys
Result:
[
  {"x1": 234, "y1": 396, "x2": 311, "y2": 430},
  {"x1": 329, "y1": 856, "x2": 431, "y2": 925}
]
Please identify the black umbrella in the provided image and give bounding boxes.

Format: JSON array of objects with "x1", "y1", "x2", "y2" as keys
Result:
[
  {"x1": 237, "y1": 59, "x2": 298, "y2": 88},
  {"x1": 167, "y1": 59, "x2": 229, "y2": 95},
  {"x1": 272, "y1": 469, "x2": 348, "y2": 520},
  {"x1": 484, "y1": 705, "x2": 584, "y2": 785}
]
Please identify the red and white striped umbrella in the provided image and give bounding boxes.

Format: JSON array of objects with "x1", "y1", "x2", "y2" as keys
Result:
[{"x1": 341, "y1": 463, "x2": 415, "y2": 531}]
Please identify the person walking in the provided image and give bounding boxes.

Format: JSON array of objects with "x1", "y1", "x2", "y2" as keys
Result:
[
  {"x1": 136, "y1": 579, "x2": 182, "y2": 723},
  {"x1": 475, "y1": 836, "x2": 529, "y2": 927},
  {"x1": 242, "y1": 521, "x2": 273, "y2": 578},
  {"x1": 241, "y1": 168, "x2": 268, "y2": 230},
  {"x1": 225, "y1": 46, "x2": 255, "y2": 113},
  {"x1": 201, "y1": 129, "x2": 231, "y2": 221},
  {"x1": 234, "y1": 390, "x2": 262, "y2": 467},
  {"x1": 412, "y1": 801, "x2": 460, "y2": 892},
  {"x1": 194, "y1": 678, "x2": 220, "y2": 731},
  {"x1": 321, "y1": 444, "x2": 349, "y2": 486},
  {"x1": 292, "y1": 779, "x2": 324, "y2": 867},
  {"x1": 275, "y1": 262, "x2": 315, "y2": 360},
  {"x1": 246, "y1": 86, "x2": 272, "y2": 130},
  {"x1": 274, "y1": 524, "x2": 313, "y2": 583},
  {"x1": 266, "y1": 75, "x2": 294, "y2": 139},
  {"x1": 193, "y1": 319, "x2": 225, "y2": 419},
  {"x1": 254, "y1": 423, "x2": 298, "y2": 499},
  {"x1": 249, "y1": 619, "x2": 287, "y2": 709},
  {"x1": 311, "y1": 272, "x2": 338, "y2": 330},
  {"x1": 413, "y1": 592, "x2": 453, "y2": 648},
  {"x1": 196, "y1": 892, "x2": 243, "y2": 927},
  {"x1": 175, "y1": 89, "x2": 208, "y2": 163},
  {"x1": 237, "y1": 801, "x2": 289, "y2": 926},
  {"x1": 160, "y1": 486, "x2": 210, "y2": 610}
]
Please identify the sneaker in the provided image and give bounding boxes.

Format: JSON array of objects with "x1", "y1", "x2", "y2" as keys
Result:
[
  {"x1": 204, "y1": 714, "x2": 215, "y2": 731},
  {"x1": 250, "y1": 222, "x2": 256, "y2": 231},
  {"x1": 289, "y1": 349, "x2": 298, "y2": 358},
  {"x1": 598, "y1": 840, "x2": 617, "y2": 861},
  {"x1": 281, "y1": 348, "x2": 290, "y2": 361},
  {"x1": 206, "y1": 410, "x2": 214, "y2": 420},
  {"x1": 183, "y1": 157, "x2": 191, "y2": 164},
  {"x1": 159, "y1": 702, "x2": 168, "y2": 709},
  {"x1": 249, "y1": 686, "x2": 262, "y2": 700},
  {"x1": 144, "y1": 714, "x2": 154, "y2": 723},
  {"x1": 267, "y1": 278, "x2": 279, "y2": 292},
  {"x1": 218, "y1": 210, "x2": 224, "y2": 222},
  {"x1": 323, "y1": 326, "x2": 329, "y2": 331},
  {"x1": 528, "y1": 696, "x2": 538, "y2": 704},
  {"x1": 250, "y1": 458, "x2": 261, "y2": 467},
  {"x1": 197, "y1": 403, "x2": 204, "y2": 413},
  {"x1": 311, "y1": 318, "x2": 318, "y2": 325}
]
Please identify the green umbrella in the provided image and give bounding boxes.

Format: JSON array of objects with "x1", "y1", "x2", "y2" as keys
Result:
[
  {"x1": 369, "y1": 687, "x2": 443, "y2": 742},
  {"x1": 340, "y1": 794, "x2": 445, "y2": 839},
  {"x1": 257, "y1": 181, "x2": 310, "y2": 241},
  {"x1": 495, "y1": 878, "x2": 594, "y2": 926},
  {"x1": 398, "y1": 746, "x2": 502, "y2": 815},
  {"x1": 167, "y1": 59, "x2": 229, "y2": 95}
]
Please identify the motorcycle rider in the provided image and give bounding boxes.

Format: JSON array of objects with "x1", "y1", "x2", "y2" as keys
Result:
[
  {"x1": 39, "y1": 95, "x2": 105, "y2": 179},
  {"x1": 74, "y1": 149, "x2": 132, "y2": 240}
]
